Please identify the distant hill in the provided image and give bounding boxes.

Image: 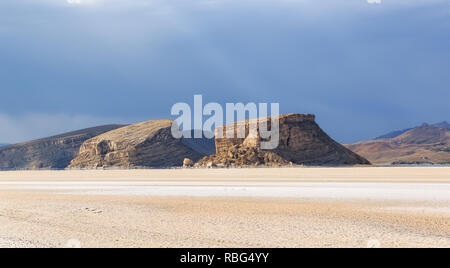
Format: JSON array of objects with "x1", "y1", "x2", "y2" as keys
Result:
[
  {"x1": 347, "y1": 122, "x2": 450, "y2": 165},
  {"x1": 0, "y1": 144, "x2": 8, "y2": 147},
  {"x1": 432, "y1": 121, "x2": 450, "y2": 130},
  {"x1": 0, "y1": 125, "x2": 126, "y2": 170},
  {"x1": 375, "y1": 121, "x2": 449, "y2": 140},
  {"x1": 375, "y1": 128, "x2": 414, "y2": 140}
]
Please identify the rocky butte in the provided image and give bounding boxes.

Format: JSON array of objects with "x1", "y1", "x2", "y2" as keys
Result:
[{"x1": 197, "y1": 113, "x2": 370, "y2": 167}]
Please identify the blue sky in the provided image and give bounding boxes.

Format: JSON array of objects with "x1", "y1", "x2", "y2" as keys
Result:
[{"x1": 0, "y1": 0, "x2": 449, "y2": 144}]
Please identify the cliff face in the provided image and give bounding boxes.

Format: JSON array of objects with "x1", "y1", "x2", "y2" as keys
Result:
[
  {"x1": 0, "y1": 125, "x2": 125, "y2": 170},
  {"x1": 199, "y1": 113, "x2": 370, "y2": 167},
  {"x1": 69, "y1": 120, "x2": 207, "y2": 168}
]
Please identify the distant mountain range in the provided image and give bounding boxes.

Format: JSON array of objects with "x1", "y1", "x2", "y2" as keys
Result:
[
  {"x1": 0, "y1": 144, "x2": 8, "y2": 147},
  {"x1": 375, "y1": 122, "x2": 450, "y2": 140},
  {"x1": 347, "y1": 121, "x2": 450, "y2": 165}
]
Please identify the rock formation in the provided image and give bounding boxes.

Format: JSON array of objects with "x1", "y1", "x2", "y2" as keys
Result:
[
  {"x1": 197, "y1": 113, "x2": 370, "y2": 167},
  {"x1": 183, "y1": 158, "x2": 195, "y2": 167},
  {"x1": 347, "y1": 123, "x2": 450, "y2": 165},
  {"x1": 196, "y1": 144, "x2": 291, "y2": 167},
  {"x1": 0, "y1": 125, "x2": 125, "y2": 170},
  {"x1": 69, "y1": 120, "x2": 208, "y2": 168}
]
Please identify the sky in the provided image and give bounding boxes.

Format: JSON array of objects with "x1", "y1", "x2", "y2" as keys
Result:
[{"x1": 0, "y1": 0, "x2": 449, "y2": 144}]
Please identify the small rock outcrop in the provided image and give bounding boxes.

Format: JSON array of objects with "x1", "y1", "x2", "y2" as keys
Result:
[
  {"x1": 197, "y1": 113, "x2": 370, "y2": 167},
  {"x1": 183, "y1": 158, "x2": 195, "y2": 167},
  {"x1": 69, "y1": 120, "x2": 206, "y2": 168}
]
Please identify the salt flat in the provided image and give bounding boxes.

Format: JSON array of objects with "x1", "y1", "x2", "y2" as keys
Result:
[
  {"x1": 1, "y1": 181, "x2": 450, "y2": 202},
  {"x1": 0, "y1": 167, "x2": 449, "y2": 248}
]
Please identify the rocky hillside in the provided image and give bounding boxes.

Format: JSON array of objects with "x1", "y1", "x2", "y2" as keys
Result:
[
  {"x1": 0, "y1": 125, "x2": 125, "y2": 170},
  {"x1": 196, "y1": 114, "x2": 370, "y2": 167},
  {"x1": 196, "y1": 144, "x2": 292, "y2": 167},
  {"x1": 69, "y1": 120, "x2": 208, "y2": 169},
  {"x1": 347, "y1": 123, "x2": 450, "y2": 165}
]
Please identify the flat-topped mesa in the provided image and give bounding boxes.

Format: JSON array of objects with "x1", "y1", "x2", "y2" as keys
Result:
[
  {"x1": 215, "y1": 113, "x2": 316, "y2": 154},
  {"x1": 209, "y1": 113, "x2": 370, "y2": 166}
]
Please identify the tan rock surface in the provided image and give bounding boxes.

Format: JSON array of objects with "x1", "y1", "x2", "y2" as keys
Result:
[
  {"x1": 183, "y1": 158, "x2": 194, "y2": 167},
  {"x1": 196, "y1": 144, "x2": 291, "y2": 167},
  {"x1": 69, "y1": 120, "x2": 205, "y2": 168}
]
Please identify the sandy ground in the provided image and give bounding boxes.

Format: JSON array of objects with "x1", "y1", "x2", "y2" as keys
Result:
[{"x1": 0, "y1": 167, "x2": 449, "y2": 248}]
